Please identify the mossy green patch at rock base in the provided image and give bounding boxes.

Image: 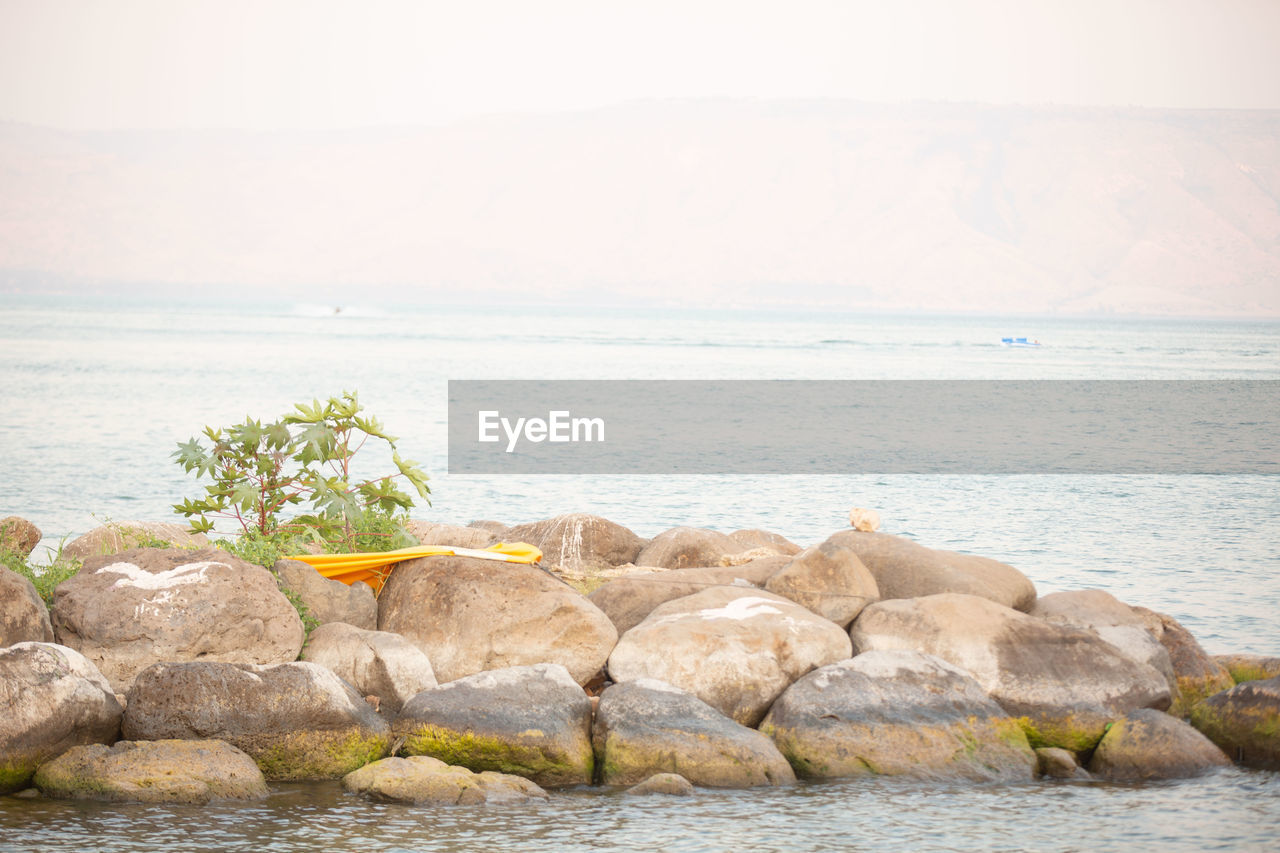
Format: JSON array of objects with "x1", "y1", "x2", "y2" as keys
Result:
[
  {"x1": 1015, "y1": 714, "x2": 1104, "y2": 754},
  {"x1": 401, "y1": 724, "x2": 592, "y2": 787},
  {"x1": 1190, "y1": 702, "x2": 1280, "y2": 769},
  {"x1": 0, "y1": 761, "x2": 37, "y2": 796},
  {"x1": 250, "y1": 728, "x2": 390, "y2": 781}
]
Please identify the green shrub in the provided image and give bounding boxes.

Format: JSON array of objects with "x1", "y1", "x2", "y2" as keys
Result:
[{"x1": 1, "y1": 541, "x2": 81, "y2": 609}]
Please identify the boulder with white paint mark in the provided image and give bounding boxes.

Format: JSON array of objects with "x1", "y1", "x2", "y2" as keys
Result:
[
  {"x1": 51, "y1": 547, "x2": 304, "y2": 692},
  {"x1": 503, "y1": 514, "x2": 646, "y2": 571},
  {"x1": 607, "y1": 587, "x2": 852, "y2": 726}
]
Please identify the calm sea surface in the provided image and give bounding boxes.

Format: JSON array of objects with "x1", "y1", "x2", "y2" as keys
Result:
[{"x1": 2, "y1": 294, "x2": 1278, "y2": 851}]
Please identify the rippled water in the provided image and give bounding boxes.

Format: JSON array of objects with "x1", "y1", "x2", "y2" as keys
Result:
[{"x1": 2, "y1": 295, "x2": 1279, "y2": 850}]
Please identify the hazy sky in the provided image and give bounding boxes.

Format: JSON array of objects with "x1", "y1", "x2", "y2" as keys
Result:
[{"x1": 3, "y1": 0, "x2": 1280, "y2": 131}]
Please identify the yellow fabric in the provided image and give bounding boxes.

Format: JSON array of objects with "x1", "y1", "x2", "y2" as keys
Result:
[{"x1": 287, "y1": 541, "x2": 543, "y2": 595}]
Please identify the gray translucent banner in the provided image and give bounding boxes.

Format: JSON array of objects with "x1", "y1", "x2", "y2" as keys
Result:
[{"x1": 447, "y1": 380, "x2": 1279, "y2": 475}]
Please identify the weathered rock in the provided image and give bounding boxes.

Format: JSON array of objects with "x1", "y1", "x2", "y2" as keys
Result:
[
  {"x1": 760, "y1": 650, "x2": 1036, "y2": 781},
  {"x1": 1133, "y1": 607, "x2": 1235, "y2": 716},
  {"x1": 728, "y1": 529, "x2": 802, "y2": 556},
  {"x1": 588, "y1": 558, "x2": 789, "y2": 635},
  {"x1": 122, "y1": 660, "x2": 391, "y2": 780},
  {"x1": 342, "y1": 755, "x2": 548, "y2": 804},
  {"x1": 1031, "y1": 590, "x2": 1177, "y2": 694},
  {"x1": 1, "y1": 565, "x2": 54, "y2": 645},
  {"x1": 848, "y1": 507, "x2": 881, "y2": 533},
  {"x1": 634, "y1": 527, "x2": 742, "y2": 570},
  {"x1": 51, "y1": 547, "x2": 304, "y2": 692},
  {"x1": 393, "y1": 664, "x2": 593, "y2": 787},
  {"x1": 851, "y1": 593, "x2": 1171, "y2": 751},
  {"x1": 1215, "y1": 654, "x2": 1280, "y2": 685},
  {"x1": 503, "y1": 514, "x2": 646, "y2": 571},
  {"x1": 829, "y1": 531, "x2": 1037, "y2": 611},
  {"x1": 62, "y1": 521, "x2": 209, "y2": 560},
  {"x1": 378, "y1": 555, "x2": 617, "y2": 685},
  {"x1": 1088, "y1": 709, "x2": 1230, "y2": 781},
  {"x1": 468, "y1": 520, "x2": 510, "y2": 536},
  {"x1": 1035, "y1": 747, "x2": 1090, "y2": 780},
  {"x1": 1189, "y1": 675, "x2": 1280, "y2": 769},
  {"x1": 764, "y1": 535, "x2": 880, "y2": 628},
  {"x1": 405, "y1": 521, "x2": 497, "y2": 550},
  {"x1": 301, "y1": 622, "x2": 437, "y2": 713},
  {"x1": 33, "y1": 738, "x2": 268, "y2": 803},
  {"x1": 0, "y1": 642, "x2": 122, "y2": 795},
  {"x1": 624, "y1": 772, "x2": 696, "y2": 796},
  {"x1": 608, "y1": 587, "x2": 852, "y2": 726},
  {"x1": 593, "y1": 679, "x2": 795, "y2": 788},
  {"x1": 0, "y1": 516, "x2": 42, "y2": 557},
  {"x1": 274, "y1": 558, "x2": 377, "y2": 630}
]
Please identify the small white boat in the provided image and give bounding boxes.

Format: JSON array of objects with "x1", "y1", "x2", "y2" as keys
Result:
[{"x1": 1001, "y1": 337, "x2": 1041, "y2": 348}]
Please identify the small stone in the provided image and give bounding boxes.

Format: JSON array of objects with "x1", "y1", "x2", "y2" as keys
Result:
[
  {"x1": 1035, "y1": 747, "x2": 1090, "y2": 780},
  {"x1": 625, "y1": 773, "x2": 695, "y2": 796},
  {"x1": 0, "y1": 516, "x2": 42, "y2": 557},
  {"x1": 848, "y1": 508, "x2": 880, "y2": 532}
]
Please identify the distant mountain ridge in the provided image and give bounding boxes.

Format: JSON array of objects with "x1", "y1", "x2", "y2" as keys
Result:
[{"x1": 2, "y1": 100, "x2": 1278, "y2": 316}]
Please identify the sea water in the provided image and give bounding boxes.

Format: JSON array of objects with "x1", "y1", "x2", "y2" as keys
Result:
[{"x1": 1, "y1": 294, "x2": 1278, "y2": 851}]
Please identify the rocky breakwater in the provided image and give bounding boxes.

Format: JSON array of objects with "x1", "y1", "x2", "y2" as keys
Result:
[{"x1": 2, "y1": 518, "x2": 1275, "y2": 806}]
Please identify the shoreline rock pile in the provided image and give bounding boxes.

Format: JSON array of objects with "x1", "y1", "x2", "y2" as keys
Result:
[{"x1": 2, "y1": 511, "x2": 1277, "y2": 805}]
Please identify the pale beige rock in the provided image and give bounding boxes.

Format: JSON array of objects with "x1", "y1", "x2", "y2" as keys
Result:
[
  {"x1": 848, "y1": 508, "x2": 880, "y2": 532},
  {"x1": 378, "y1": 555, "x2": 617, "y2": 685},
  {"x1": 274, "y1": 558, "x2": 377, "y2": 630},
  {"x1": 1, "y1": 564, "x2": 54, "y2": 645},
  {"x1": 588, "y1": 557, "x2": 789, "y2": 635},
  {"x1": 634, "y1": 527, "x2": 742, "y2": 569},
  {"x1": 728, "y1": 529, "x2": 802, "y2": 556},
  {"x1": 51, "y1": 547, "x2": 304, "y2": 692},
  {"x1": 829, "y1": 531, "x2": 1036, "y2": 611},
  {"x1": 62, "y1": 521, "x2": 209, "y2": 560},
  {"x1": 342, "y1": 755, "x2": 548, "y2": 804},
  {"x1": 1035, "y1": 747, "x2": 1090, "y2": 780},
  {"x1": 624, "y1": 773, "x2": 696, "y2": 795},
  {"x1": 608, "y1": 587, "x2": 852, "y2": 726},
  {"x1": 0, "y1": 516, "x2": 42, "y2": 557},
  {"x1": 301, "y1": 622, "x2": 437, "y2": 713},
  {"x1": 0, "y1": 642, "x2": 123, "y2": 794},
  {"x1": 851, "y1": 593, "x2": 1171, "y2": 752},
  {"x1": 34, "y1": 739, "x2": 268, "y2": 803},
  {"x1": 405, "y1": 521, "x2": 497, "y2": 549},
  {"x1": 764, "y1": 534, "x2": 880, "y2": 627},
  {"x1": 719, "y1": 547, "x2": 783, "y2": 566},
  {"x1": 504, "y1": 514, "x2": 646, "y2": 571}
]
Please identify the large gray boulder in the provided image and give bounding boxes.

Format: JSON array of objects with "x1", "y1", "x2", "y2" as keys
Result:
[
  {"x1": 34, "y1": 739, "x2": 268, "y2": 803},
  {"x1": 634, "y1": 527, "x2": 742, "y2": 569},
  {"x1": 52, "y1": 547, "x2": 305, "y2": 692},
  {"x1": 1189, "y1": 675, "x2": 1280, "y2": 769},
  {"x1": 828, "y1": 531, "x2": 1036, "y2": 611},
  {"x1": 503, "y1": 514, "x2": 646, "y2": 571},
  {"x1": 405, "y1": 521, "x2": 497, "y2": 550},
  {"x1": 122, "y1": 660, "x2": 391, "y2": 780},
  {"x1": 593, "y1": 679, "x2": 795, "y2": 788},
  {"x1": 343, "y1": 755, "x2": 548, "y2": 805},
  {"x1": 1031, "y1": 590, "x2": 1176, "y2": 694},
  {"x1": 588, "y1": 558, "x2": 788, "y2": 635},
  {"x1": 0, "y1": 516, "x2": 41, "y2": 557},
  {"x1": 301, "y1": 622, "x2": 437, "y2": 713},
  {"x1": 760, "y1": 650, "x2": 1036, "y2": 781},
  {"x1": 274, "y1": 558, "x2": 377, "y2": 630},
  {"x1": 62, "y1": 521, "x2": 209, "y2": 560},
  {"x1": 608, "y1": 587, "x2": 852, "y2": 726},
  {"x1": 1088, "y1": 709, "x2": 1230, "y2": 781},
  {"x1": 764, "y1": 534, "x2": 880, "y2": 627},
  {"x1": 1, "y1": 565, "x2": 54, "y2": 645},
  {"x1": 0, "y1": 642, "x2": 122, "y2": 794},
  {"x1": 1133, "y1": 607, "x2": 1236, "y2": 716},
  {"x1": 393, "y1": 663, "x2": 593, "y2": 787},
  {"x1": 851, "y1": 593, "x2": 1171, "y2": 752},
  {"x1": 378, "y1": 555, "x2": 617, "y2": 685}
]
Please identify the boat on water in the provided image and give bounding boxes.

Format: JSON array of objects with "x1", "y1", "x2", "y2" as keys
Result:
[{"x1": 1001, "y1": 337, "x2": 1042, "y2": 347}]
